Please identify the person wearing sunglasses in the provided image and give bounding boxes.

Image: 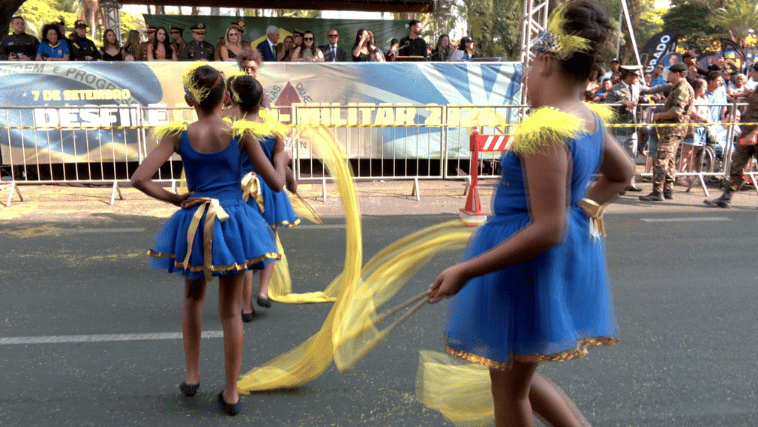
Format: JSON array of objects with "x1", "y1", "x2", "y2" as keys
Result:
[
  {"x1": 319, "y1": 29, "x2": 347, "y2": 62},
  {"x1": 293, "y1": 30, "x2": 324, "y2": 62}
]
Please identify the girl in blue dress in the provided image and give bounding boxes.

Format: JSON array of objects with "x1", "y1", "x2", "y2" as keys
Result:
[
  {"x1": 130, "y1": 64, "x2": 289, "y2": 416},
  {"x1": 427, "y1": 2, "x2": 634, "y2": 425},
  {"x1": 224, "y1": 74, "x2": 298, "y2": 321}
]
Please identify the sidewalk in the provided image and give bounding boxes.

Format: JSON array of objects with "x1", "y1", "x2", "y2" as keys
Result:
[{"x1": 0, "y1": 178, "x2": 755, "y2": 223}]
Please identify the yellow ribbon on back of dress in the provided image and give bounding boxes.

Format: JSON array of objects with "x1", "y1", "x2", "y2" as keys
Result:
[
  {"x1": 241, "y1": 171, "x2": 265, "y2": 213},
  {"x1": 180, "y1": 197, "x2": 230, "y2": 282}
]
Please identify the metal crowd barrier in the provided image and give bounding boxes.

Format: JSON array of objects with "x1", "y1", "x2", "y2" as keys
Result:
[{"x1": 1, "y1": 103, "x2": 520, "y2": 206}]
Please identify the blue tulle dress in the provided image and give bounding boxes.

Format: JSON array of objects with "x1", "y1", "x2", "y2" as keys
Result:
[
  {"x1": 242, "y1": 135, "x2": 299, "y2": 229},
  {"x1": 445, "y1": 114, "x2": 618, "y2": 370},
  {"x1": 148, "y1": 131, "x2": 280, "y2": 280}
]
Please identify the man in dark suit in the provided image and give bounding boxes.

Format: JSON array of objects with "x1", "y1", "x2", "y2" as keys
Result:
[
  {"x1": 256, "y1": 25, "x2": 279, "y2": 61},
  {"x1": 319, "y1": 29, "x2": 347, "y2": 62}
]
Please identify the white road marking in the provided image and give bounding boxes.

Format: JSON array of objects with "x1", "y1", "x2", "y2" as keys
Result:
[
  {"x1": 59, "y1": 228, "x2": 146, "y2": 233},
  {"x1": 640, "y1": 217, "x2": 732, "y2": 223},
  {"x1": 0, "y1": 331, "x2": 223, "y2": 345}
]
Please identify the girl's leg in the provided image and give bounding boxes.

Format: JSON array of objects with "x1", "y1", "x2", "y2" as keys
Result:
[
  {"x1": 218, "y1": 272, "x2": 245, "y2": 404},
  {"x1": 490, "y1": 361, "x2": 538, "y2": 427},
  {"x1": 529, "y1": 372, "x2": 590, "y2": 427},
  {"x1": 182, "y1": 278, "x2": 207, "y2": 385},
  {"x1": 242, "y1": 270, "x2": 255, "y2": 317}
]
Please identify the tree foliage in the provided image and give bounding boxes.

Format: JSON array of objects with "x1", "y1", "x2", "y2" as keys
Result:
[{"x1": 709, "y1": 0, "x2": 758, "y2": 46}]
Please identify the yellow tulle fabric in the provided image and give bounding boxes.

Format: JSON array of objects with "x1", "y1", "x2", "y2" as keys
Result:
[
  {"x1": 238, "y1": 126, "x2": 362, "y2": 392},
  {"x1": 151, "y1": 121, "x2": 187, "y2": 143}
]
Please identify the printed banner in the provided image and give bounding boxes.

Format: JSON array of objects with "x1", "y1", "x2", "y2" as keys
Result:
[
  {"x1": 641, "y1": 30, "x2": 678, "y2": 74},
  {"x1": 0, "y1": 61, "x2": 522, "y2": 165}
]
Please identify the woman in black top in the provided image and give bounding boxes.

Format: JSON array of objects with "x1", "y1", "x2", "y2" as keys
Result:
[
  {"x1": 100, "y1": 29, "x2": 123, "y2": 61},
  {"x1": 352, "y1": 29, "x2": 372, "y2": 62},
  {"x1": 430, "y1": 34, "x2": 453, "y2": 62}
]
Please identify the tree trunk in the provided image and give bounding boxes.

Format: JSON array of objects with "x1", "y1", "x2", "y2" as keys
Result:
[{"x1": 0, "y1": 0, "x2": 27, "y2": 35}]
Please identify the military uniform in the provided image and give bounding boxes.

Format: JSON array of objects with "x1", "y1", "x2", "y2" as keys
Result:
[
  {"x1": 69, "y1": 35, "x2": 101, "y2": 61},
  {"x1": 0, "y1": 32, "x2": 39, "y2": 60},
  {"x1": 180, "y1": 24, "x2": 214, "y2": 61},
  {"x1": 651, "y1": 78, "x2": 694, "y2": 194},
  {"x1": 170, "y1": 25, "x2": 186, "y2": 60}
]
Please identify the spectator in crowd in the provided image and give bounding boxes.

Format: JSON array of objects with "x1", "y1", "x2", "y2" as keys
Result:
[
  {"x1": 0, "y1": 16, "x2": 39, "y2": 61},
  {"x1": 147, "y1": 27, "x2": 176, "y2": 61},
  {"x1": 100, "y1": 29, "x2": 123, "y2": 61},
  {"x1": 650, "y1": 63, "x2": 666, "y2": 86},
  {"x1": 169, "y1": 25, "x2": 186, "y2": 58},
  {"x1": 679, "y1": 78, "x2": 709, "y2": 186},
  {"x1": 69, "y1": 20, "x2": 101, "y2": 61},
  {"x1": 430, "y1": 34, "x2": 453, "y2": 61},
  {"x1": 705, "y1": 70, "x2": 727, "y2": 129},
  {"x1": 727, "y1": 73, "x2": 749, "y2": 101},
  {"x1": 236, "y1": 48, "x2": 270, "y2": 109},
  {"x1": 292, "y1": 30, "x2": 325, "y2": 62},
  {"x1": 283, "y1": 30, "x2": 304, "y2": 61},
  {"x1": 601, "y1": 58, "x2": 620, "y2": 81},
  {"x1": 586, "y1": 67, "x2": 600, "y2": 97},
  {"x1": 257, "y1": 25, "x2": 280, "y2": 61},
  {"x1": 366, "y1": 31, "x2": 385, "y2": 62},
  {"x1": 140, "y1": 25, "x2": 156, "y2": 61},
  {"x1": 180, "y1": 23, "x2": 215, "y2": 61},
  {"x1": 451, "y1": 36, "x2": 475, "y2": 61},
  {"x1": 746, "y1": 62, "x2": 758, "y2": 90},
  {"x1": 352, "y1": 29, "x2": 375, "y2": 62},
  {"x1": 385, "y1": 38, "x2": 400, "y2": 61},
  {"x1": 398, "y1": 19, "x2": 427, "y2": 58},
  {"x1": 707, "y1": 107, "x2": 740, "y2": 159},
  {"x1": 639, "y1": 63, "x2": 694, "y2": 202},
  {"x1": 683, "y1": 50, "x2": 706, "y2": 86},
  {"x1": 36, "y1": 22, "x2": 69, "y2": 61},
  {"x1": 320, "y1": 29, "x2": 347, "y2": 62},
  {"x1": 231, "y1": 21, "x2": 251, "y2": 50},
  {"x1": 605, "y1": 65, "x2": 646, "y2": 191},
  {"x1": 122, "y1": 29, "x2": 141, "y2": 59},
  {"x1": 123, "y1": 51, "x2": 135, "y2": 61},
  {"x1": 592, "y1": 78, "x2": 612, "y2": 102},
  {"x1": 643, "y1": 72, "x2": 653, "y2": 87},
  {"x1": 277, "y1": 35, "x2": 294, "y2": 62},
  {"x1": 220, "y1": 26, "x2": 243, "y2": 60}
]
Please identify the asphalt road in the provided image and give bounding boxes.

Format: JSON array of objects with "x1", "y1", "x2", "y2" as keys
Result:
[{"x1": 1, "y1": 210, "x2": 757, "y2": 426}]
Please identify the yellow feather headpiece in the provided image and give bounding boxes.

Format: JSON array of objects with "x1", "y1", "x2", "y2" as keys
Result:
[
  {"x1": 530, "y1": 5, "x2": 591, "y2": 60},
  {"x1": 182, "y1": 61, "x2": 219, "y2": 104},
  {"x1": 510, "y1": 107, "x2": 583, "y2": 154},
  {"x1": 226, "y1": 71, "x2": 248, "y2": 105},
  {"x1": 151, "y1": 121, "x2": 188, "y2": 142}
]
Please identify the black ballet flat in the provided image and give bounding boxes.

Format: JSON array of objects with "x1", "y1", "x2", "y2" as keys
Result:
[
  {"x1": 257, "y1": 296, "x2": 272, "y2": 308},
  {"x1": 217, "y1": 391, "x2": 240, "y2": 416},
  {"x1": 179, "y1": 382, "x2": 199, "y2": 397},
  {"x1": 241, "y1": 309, "x2": 255, "y2": 323}
]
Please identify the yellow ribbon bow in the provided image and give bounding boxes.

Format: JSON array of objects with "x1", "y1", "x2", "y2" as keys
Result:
[
  {"x1": 180, "y1": 197, "x2": 230, "y2": 282},
  {"x1": 241, "y1": 171, "x2": 265, "y2": 213},
  {"x1": 578, "y1": 198, "x2": 605, "y2": 239}
]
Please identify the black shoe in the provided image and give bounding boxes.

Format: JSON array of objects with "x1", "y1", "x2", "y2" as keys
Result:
[
  {"x1": 179, "y1": 382, "x2": 199, "y2": 397},
  {"x1": 241, "y1": 310, "x2": 255, "y2": 323},
  {"x1": 218, "y1": 391, "x2": 240, "y2": 416},
  {"x1": 639, "y1": 192, "x2": 664, "y2": 202},
  {"x1": 704, "y1": 197, "x2": 731, "y2": 208},
  {"x1": 257, "y1": 296, "x2": 272, "y2": 308},
  {"x1": 663, "y1": 189, "x2": 673, "y2": 200},
  {"x1": 626, "y1": 185, "x2": 643, "y2": 192}
]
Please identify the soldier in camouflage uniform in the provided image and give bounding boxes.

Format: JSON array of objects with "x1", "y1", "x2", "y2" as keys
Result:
[
  {"x1": 640, "y1": 62, "x2": 694, "y2": 202},
  {"x1": 705, "y1": 64, "x2": 758, "y2": 208}
]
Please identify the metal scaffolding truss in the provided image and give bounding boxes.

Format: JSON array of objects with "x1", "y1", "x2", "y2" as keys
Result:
[
  {"x1": 100, "y1": 0, "x2": 121, "y2": 43},
  {"x1": 519, "y1": 0, "x2": 549, "y2": 105}
]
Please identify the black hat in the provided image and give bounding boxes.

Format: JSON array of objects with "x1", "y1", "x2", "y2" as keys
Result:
[
  {"x1": 231, "y1": 20, "x2": 245, "y2": 34},
  {"x1": 191, "y1": 23, "x2": 206, "y2": 33},
  {"x1": 669, "y1": 63, "x2": 687, "y2": 73},
  {"x1": 610, "y1": 58, "x2": 620, "y2": 63},
  {"x1": 169, "y1": 25, "x2": 183, "y2": 34},
  {"x1": 74, "y1": 20, "x2": 87, "y2": 29}
]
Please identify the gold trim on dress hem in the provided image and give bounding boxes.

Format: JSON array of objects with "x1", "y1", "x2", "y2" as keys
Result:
[
  {"x1": 272, "y1": 218, "x2": 301, "y2": 229},
  {"x1": 147, "y1": 250, "x2": 281, "y2": 274},
  {"x1": 445, "y1": 337, "x2": 618, "y2": 371}
]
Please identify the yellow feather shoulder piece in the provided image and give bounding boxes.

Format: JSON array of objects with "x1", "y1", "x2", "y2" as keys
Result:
[
  {"x1": 510, "y1": 107, "x2": 583, "y2": 155},
  {"x1": 151, "y1": 121, "x2": 188, "y2": 142},
  {"x1": 231, "y1": 118, "x2": 272, "y2": 140},
  {"x1": 260, "y1": 109, "x2": 291, "y2": 137},
  {"x1": 584, "y1": 102, "x2": 618, "y2": 124}
]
